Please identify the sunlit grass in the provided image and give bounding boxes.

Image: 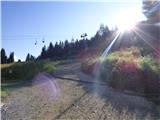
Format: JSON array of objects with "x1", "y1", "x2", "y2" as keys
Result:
[
  {"x1": 1, "y1": 87, "x2": 9, "y2": 99},
  {"x1": 1, "y1": 90, "x2": 7, "y2": 97},
  {"x1": 100, "y1": 47, "x2": 160, "y2": 103},
  {"x1": 1, "y1": 63, "x2": 15, "y2": 69},
  {"x1": 81, "y1": 57, "x2": 98, "y2": 75},
  {"x1": 141, "y1": 57, "x2": 160, "y2": 75},
  {"x1": 1, "y1": 59, "x2": 57, "y2": 83},
  {"x1": 106, "y1": 47, "x2": 141, "y2": 63}
]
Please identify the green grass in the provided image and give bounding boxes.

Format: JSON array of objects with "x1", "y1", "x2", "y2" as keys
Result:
[
  {"x1": 140, "y1": 57, "x2": 160, "y2": 75},
  {"x1": 1, "y1": 59, "x2": 57, "y2": 83},
  {"x1": 1, "y1": 88, "x2": 8, "y2": 97},
  {"x1": 1, "y1": 85, "x2": 11, "y2": 99},
  {"x1": 81, "y1": 57, "x2": 98, "y2": 75},
  {"x1": 100, "y1": 47, "x2": 160, "y2": 103},
  {"x1": 1, "y1": 59, "x2": 73, "y2": 98}
]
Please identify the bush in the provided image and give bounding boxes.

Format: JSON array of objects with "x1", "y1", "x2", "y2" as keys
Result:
[
  {"x1": 1, "y1": 60, "x2": 56, "y2": 83},
  {"x1": 81, "y1": 57, "x2": 97, "y2": 75},
  {"x1": 100, "y1": 47, "x2": 160, "y2": 103},
  {"x1": 140, "y1": 57, "x2": 160, "y2": 103}
]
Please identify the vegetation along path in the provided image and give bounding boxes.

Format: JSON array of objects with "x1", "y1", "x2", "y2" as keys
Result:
[{"x1": 1, "y1": 61, "x2": 160, "y2": 120}]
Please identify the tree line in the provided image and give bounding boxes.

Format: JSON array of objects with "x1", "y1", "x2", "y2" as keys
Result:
[
  {"x1": 1, "y1": 24, "x2": 110, "y2": 64},
  {"x1": 37, "y1": 24, "x2": 110, "y2": 60},
  {"x1": 1, "y1": 48, "x2": 14, "y2": 64},
  {"x1": 1, "y1": 1, "x2": 159, "y2": 64}
]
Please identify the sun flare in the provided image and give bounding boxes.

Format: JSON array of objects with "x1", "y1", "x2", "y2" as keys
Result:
[
  {"x1": 116, "y1": 9, "x2": 140, "y2": 32},
  {"x1": 118, "y1": 18, "x2": 136, "y2": 32}
]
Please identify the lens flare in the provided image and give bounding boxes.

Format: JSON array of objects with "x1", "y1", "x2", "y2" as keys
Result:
[
  {"x1": 32, "y1": 73, "x2": 60, "y2": 100},
  {"x1": 118, "y1": 19, "x2": 136, "y2": 32},
  {"x1": 116, "y1": 8, "x2": 142, "y2": 32}
]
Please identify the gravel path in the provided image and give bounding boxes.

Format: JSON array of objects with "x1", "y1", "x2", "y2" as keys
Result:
[{"x1": 1, "y1": 62, "x2": 160, "y2": 120}]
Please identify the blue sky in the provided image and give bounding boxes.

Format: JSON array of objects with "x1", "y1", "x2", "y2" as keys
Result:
[{"x1": 2, "y1": 1, "x2": 146, "y2": 61}]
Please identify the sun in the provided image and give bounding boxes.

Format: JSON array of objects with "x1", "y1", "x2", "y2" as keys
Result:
[
  {"x1": 116, "y1": 9, "x2": 139, "y2": 32},
  {"x1": 117, "y1": 18, "x2": 136, "y2": 32}
]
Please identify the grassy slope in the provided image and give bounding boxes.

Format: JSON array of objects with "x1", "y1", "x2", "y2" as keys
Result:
[
  {"x1": 81, "y1": 24, "x2": 160, "y2": 104},
  {"x1": 100, "y1": 47, "x2": 160, "y2": 103},
  {"x1": 1, "y1": 59, "x2": 57, "y2": 83},
  {"x1": 1, "y1": 59, "x2": 59, "y2": 98},
  {"x1": 1, "y1": 59, "x2": 74, "y2": 97}
]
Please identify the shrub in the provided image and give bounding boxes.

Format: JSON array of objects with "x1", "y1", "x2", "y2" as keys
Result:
[
  {"x1": 1, "y1": 60, "x2": 56, "y2": 83},
  {"x1": 140, "y1": 57, "x2": 160, "y2": 103},
  {"x1": 100, "y1": 47, "x2": 160, "y2": 103},
  {"x1": 81, "y1": 57, "x2": 97, "y2": 75}
]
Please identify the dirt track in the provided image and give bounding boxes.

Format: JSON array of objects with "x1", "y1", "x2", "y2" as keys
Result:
[{"x1": 1, "y1": 62, "x2": 160, "y2": 120}]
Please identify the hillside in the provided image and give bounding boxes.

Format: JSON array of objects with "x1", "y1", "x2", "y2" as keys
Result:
[
  {"x1": 1, "y1": 23, "x2": 160, "y2": 120},
  {"x1": 2, "y1": 61, "x2": 160, "y2": 120},
  {"x1": 82, "y1": 23, "x2": 160, "y2": 104}
]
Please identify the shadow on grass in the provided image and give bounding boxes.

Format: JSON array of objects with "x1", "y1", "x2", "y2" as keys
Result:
[{"x1": 1, "y1": 79, "x2": 33, "y2": 92}]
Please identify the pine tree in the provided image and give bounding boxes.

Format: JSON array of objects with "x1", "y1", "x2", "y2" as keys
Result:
[
  {"x1": 40, "y1": 46, "x2": 47, "y2": 59},
  {"x1": 26, "y1": 53, "x2": 35, "y2": 61},
  {"x1": 1, "y1": 48, "x2": 7, "y2": 64},
  {"x1": 48, "y1": 42, "x2": 54, "y2": 58},
  {"x1": 17, "y1": 59, "x2": 21, "y2": 62},
  {"x1": 26, "y1": 53, "x2": 30, "y2": 61},
  {"x1": 7, "y1": 52, "x2": 14, "y2": 63},
  {"x1": 30, "y1": 55, "x2": 35, "y2": 61},
  {"x1": 142, "y1": 0, "x2": 159, "y2": 18},
  {"x1": 64, "y1": 40, "x2": 70, "y2": 58}
]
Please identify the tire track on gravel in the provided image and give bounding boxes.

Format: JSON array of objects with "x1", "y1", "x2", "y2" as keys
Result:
[{"x1": 53, "y1": 90, "x2": 90, "y2": 120}]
